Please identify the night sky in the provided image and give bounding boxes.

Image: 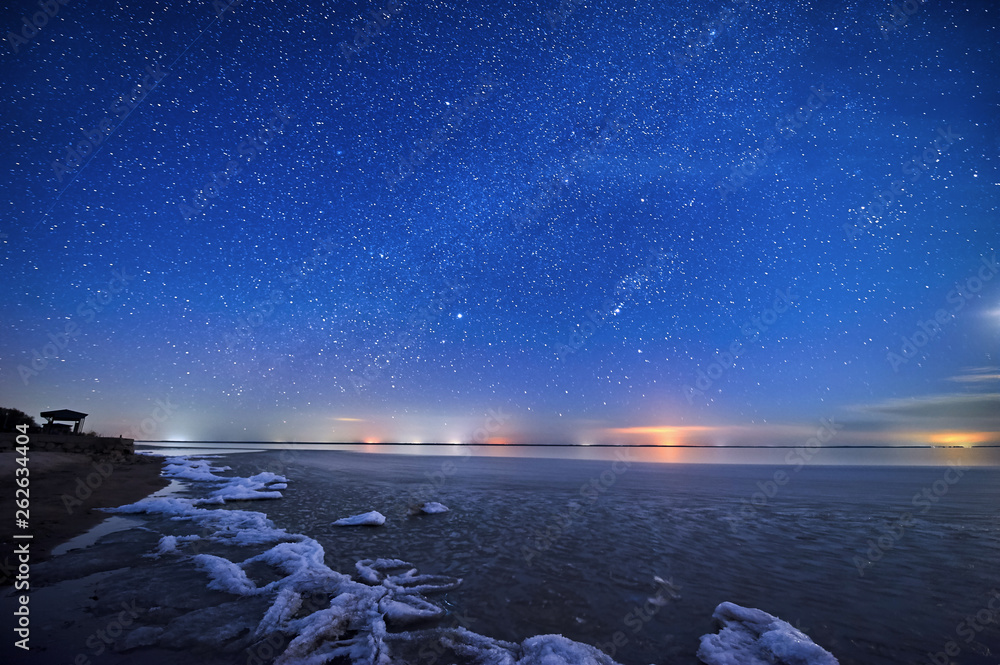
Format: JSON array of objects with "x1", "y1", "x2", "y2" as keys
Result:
[{"x1": 2, "y1": 0, "x2": 998, "y2": 446}]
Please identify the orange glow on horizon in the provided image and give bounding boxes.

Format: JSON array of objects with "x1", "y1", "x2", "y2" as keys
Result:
[
  {"x1": 612, "y1": 426, "x2": 715, "y2": 435},
  {"x1": 606, "y1": 425, "x2": 714, "y2": 446},
  {"x1": 927, "y1": 431, "x2": 997, "y2": 446}
]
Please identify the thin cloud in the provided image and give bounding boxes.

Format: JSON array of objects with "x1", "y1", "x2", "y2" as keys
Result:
[
  {"x1": 947, "y1": 366, "x2": 1000, "y2": 384},
  {"x1": 861, "y1": 393, "x2": 1000, "y2": 420}
]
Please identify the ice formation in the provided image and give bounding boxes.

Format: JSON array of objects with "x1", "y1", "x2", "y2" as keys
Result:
[
  {"x1": 697, "y1": 601, "x2": 839, "y2": 665},
  {"x1": 160, "y1": 455, "x2": 288, "y2": 502},
  {"x1": 418, "y1": 501, "x2": 449, "y2": 514},
  {"x1": 333, "y1": 510, "x2": 386, "y2": 526},
  {"x1": 163, "y1": 458, "x2": 231, "y2": 482}
]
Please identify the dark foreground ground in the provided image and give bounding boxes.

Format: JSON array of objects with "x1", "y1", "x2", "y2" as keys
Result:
[{"x1": 0, "y1": 450, "x2": 167, "y2": 585}]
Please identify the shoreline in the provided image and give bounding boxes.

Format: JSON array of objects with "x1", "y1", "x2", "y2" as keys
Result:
[{"x1": 0, "y1": 450, "x2": 167, "y2": 586}]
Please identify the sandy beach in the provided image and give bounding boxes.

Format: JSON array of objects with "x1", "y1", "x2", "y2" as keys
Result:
[{"x1": 0, "y1": 450, "x2": 167, "y2": 586}]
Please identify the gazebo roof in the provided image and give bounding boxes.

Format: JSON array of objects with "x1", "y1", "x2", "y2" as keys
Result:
[{"x1": 40, "y1": 409, "x2": 89, "y2": 421}]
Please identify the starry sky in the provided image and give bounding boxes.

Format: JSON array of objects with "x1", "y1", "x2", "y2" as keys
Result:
[{"x1": 2, "y1": 0, "x2": 998, "y2": 446}]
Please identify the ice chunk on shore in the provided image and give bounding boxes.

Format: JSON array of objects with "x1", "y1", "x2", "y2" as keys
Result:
[
  {"x1": 355, "y1": 558, "x2": 461, "y2": 593},
  {"x1": 110, "y1": 496, "x2": 202, "y2": 517},
  {"x1": 161, "y1": 457, "x2": 288, "y2": 502},
  {"x1": 154, "y1": 535, "x2": 179, "y2": 556},
  {"x1": 333, "y1": 511, "x2": 386, "y2": 526},
  {"x1": 108, "y1": 499, "x2": 292, "y2": 545},
  {"x1": 697, "y1": 601, "x2": 839, "y2": 665},
  {"x1": 209, "y1": 473, "x2": 286, "y2": 501},
  {"x1": 419, "y1": 501, "x2": 449, "y2": 514},
  {"x1": 379, "y1": 594, "x2": 446, "y2": 624},
  {"x1": 355, "y1": 558, "x2": 411, "y2": 584},
  {"x1": 146, "y1": 534, "x2": 201, "y2": 558},
  {"x1": 409, "y1": 629, "x2": 623, "y2": 665},
  {"x1": 194, "y1": 554, "x2": 258, "y2": 596},
  {"x1": 164, "y1": 457, "x2": 230, "y2": 481},
  {"x1": 518, "y1": 634, "x2": 623, "y2": 665}
]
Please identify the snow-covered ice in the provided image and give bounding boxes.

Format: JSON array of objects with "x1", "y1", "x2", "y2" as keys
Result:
[
  {"x1": 208, "y1": 472, "x2": 287, "y2": 501},
  {"x1": 333, "y1": 510, "x2": 386, "y2": 526},
  {"x1": 418, "y1": 501, "x2": 449, "y2": 514},
  {"x1": 159, "y1": 456, "x2": 288, "y2": 502},
  {"x1": 697, "y1": 601, "x2": 839, "y2": 665},
  {"x1": 355, "y1": 558, "x2": 462, "y2": 594},
  {"x1": 163, "y1": 458, "x2": 231, "y2": 482},
  {"x1": 517, "y1": 634, "x2": 624, "y2": 665},
  {"x1": 194, "y1": 553, "x2": 258, "y2": 595}
]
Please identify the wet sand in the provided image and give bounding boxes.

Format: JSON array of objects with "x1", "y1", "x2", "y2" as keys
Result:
[{"x1": 0, "y1": 451, "x2": 167, "y2": 586}]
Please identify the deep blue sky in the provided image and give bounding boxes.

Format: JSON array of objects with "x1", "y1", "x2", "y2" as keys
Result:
[{"x1": 2, "y1": 0, "x2": 998, "y2": 445}]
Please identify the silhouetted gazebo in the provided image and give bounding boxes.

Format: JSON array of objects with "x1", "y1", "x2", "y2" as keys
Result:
[{"x1": 40, "y1": 409, "x2": 88, "y2": 434}]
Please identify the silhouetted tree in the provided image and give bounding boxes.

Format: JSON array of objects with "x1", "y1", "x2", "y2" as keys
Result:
[{"x1": 0, "y1": 407, "x2": 39, "y2": 433}]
